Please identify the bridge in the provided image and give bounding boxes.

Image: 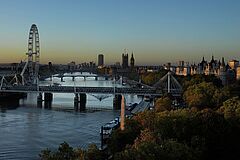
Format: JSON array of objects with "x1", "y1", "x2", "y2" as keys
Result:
[
  {"x1": 52, "y1": 74, "x2": 111, "y2": 81},
  {"x1": 0, "y1": 85, "x2": 161, "y2": 95},
  {"x1": 0, "y1": 71, "x2": 182, "y2": 97}
]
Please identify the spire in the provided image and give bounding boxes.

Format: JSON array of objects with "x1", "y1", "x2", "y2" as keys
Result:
[
  {"x1": 221, "y1": 57, "x2": 225, "y2": 66},
  {"x1": 200, "y1": 56, "x2": 206, "y2": 67},
  {"x1": 131, "y1": 52, "x2": 134, "y2": 60},
  {"x1": 130, "y1": 51, "x2": 135, "y2": 68}
]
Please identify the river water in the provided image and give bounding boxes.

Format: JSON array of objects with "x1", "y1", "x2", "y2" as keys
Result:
[{"x1": 0, "y1": 72, "x2": 142, "y2": 160}]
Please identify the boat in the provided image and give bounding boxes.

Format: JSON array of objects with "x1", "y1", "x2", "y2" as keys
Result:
[
  {"x1": 100, "y1": 117, "x2": 120, "y2": 139},
  {"x1": 144, "y1": 95, "x2": 151, "y2": 102},
  {"x1": 127, "y1": 103, "x2": 138, "y2": 111},
  {"x1": 50, "y1": 83, "x2": 61, "y2": 86},
  {"x1": 122, "y1": 82, "x2": 127, "y2": 86}
]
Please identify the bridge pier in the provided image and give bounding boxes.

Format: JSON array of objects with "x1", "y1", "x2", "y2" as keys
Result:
[
  {"x1": 61, "y1": 77, "x2": 64, "y2": 82},
  {"x1": 37, "y1": 93, "x2": 43, "y2": 108},
  {"x1": 74, "y1": 93, "x2": 79, "y2": 111},
  {"x1": 79, "y1": 93, "x2": 87, "y2": 111},
  {"x1": 44, "y1": 93, "x2": 53, "y2": 109},
  {"x1": 113, "y1": 94, "x2": 122, "y2": 110}
]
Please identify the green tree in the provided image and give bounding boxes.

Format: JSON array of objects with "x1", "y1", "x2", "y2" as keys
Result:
[
  {"x1": 115, "y1": 140, "x2": 198, "y2": 160},
  {"x1": 155, "y1": 97, "x2": 172, "y2": 112},
  {"x1": 213, "y1": 87, "x2": 230, "y2": 107},
  {"x1": 128, "y1": 72, "x2": 139, "y2": 81},
  {"x1": 219, "y1": 97, "x2": 240, "y2": 120},
  {"x1": 108, "y1": 119, "x2": 142, "y2": 154},
  {"x1": 161, "y1": 140, "x2": 198, "y2": 160},
  {"x1": 182, "y1": 74, "x2": 223, "y2": 91},
  {"x1": 39, "y1": 149, "x2": 52, "y2": 160},
  {"x1": 54, "y1": 142, "x2": 75, "y2": 160},
  {"x1": 39, "y1": 142, "x2": 76, "y2": 160},
  {"x1": 141, "y1": 69, "x2": 168, "y2": 86},
  {"x1": 141, "y1": 73, "x2": 155, "y2": 85},
  {"x1": 129, "y1": 141, "x2": 163, "y2": 160},
  {"x1": 85, "y1": 144, "x2": 104, "y2": 160},
  {"x1": 183, "y1": 82, "x2": 217, "y2": 108}
]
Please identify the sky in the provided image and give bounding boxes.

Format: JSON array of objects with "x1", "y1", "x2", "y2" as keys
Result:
[{"x1": 0, "y1": 0, "x2": 240, "y2": 65}]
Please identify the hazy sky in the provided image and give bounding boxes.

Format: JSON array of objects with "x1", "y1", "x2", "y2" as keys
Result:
[{"x1": 0, "y1": 0, "x2": 240, "y2": 65}]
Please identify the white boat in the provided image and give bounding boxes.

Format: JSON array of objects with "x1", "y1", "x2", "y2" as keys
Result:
[
  {"x1": 100, "y1": 117, "x2": 120, "y2": 136},
  {"x1": 50, "y1": 83, "x2": 61, "y2": 86}
]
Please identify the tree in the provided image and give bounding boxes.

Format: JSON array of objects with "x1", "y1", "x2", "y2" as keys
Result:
[
  {"x1": 133, "y1": 111, "x2": 156, "y2": 131},
  {"x1": 108, "y1": 119, "x2": 142, "y2": 154},
  {"x1": 141, "y1": 69, "x2": 168, "y2": 86},
  {"x1": 74, "y1": 148, "x2": 86, "y2": 160},
  {"x1": 115, "y1": 140, "x2": 198, "y2": 160},
  {"x1": 141, "y1": 73, "x2": 155, "y2": 85},
  {"x1": 219, "y1": 97, "x2": 240, "y2": 120},
  {"x1": 128, "y1": 72, "x2": 139, "y2": 81},
  {"x1": 182, "y1": 74, "x2": 223, "y2": 91},
  {"x1": 133, "y1": 129, "x2": 157, "y2": 149},
  {"x1": 183, "y1": 82, "x2": 218, "y2": 108},
  {"x1": 54, "y1": 142, "x2": 75, "y2": 160},
  {"x1": 213, "y1": 88, "x2": 230, "y2": 107},
  {"x1": 161, "y1": 140, "x2": 198, "y2": 160},
  {"x1": 40, "y1": 143, "x2": 105, "y2": 160},
  {"x1": 39, "y1": 149, "x2": 52, "y2": 160},
  {"x1": 85, "y1": 144, "x2": 104, "y2": 160},
  {"x1": 155, "y1": 97, "x2": 172, "y2": 112},
  {"x1": 39, "y1": 142, "x2": 76, "y2": 160}
]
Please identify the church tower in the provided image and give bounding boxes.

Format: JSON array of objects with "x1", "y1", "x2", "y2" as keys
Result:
[{"x1": 122, "y1": 49, "x2": 129, "y2": 69}]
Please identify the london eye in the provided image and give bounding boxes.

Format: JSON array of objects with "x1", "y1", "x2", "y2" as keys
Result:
[{"x1": 26, "y1": 24, "x2": 40, "y2": 84}]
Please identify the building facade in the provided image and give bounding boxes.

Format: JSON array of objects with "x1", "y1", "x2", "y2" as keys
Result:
[
  {"x1": 228, "y1": 60, "x2": 239, "y2": 70},
  {"x1": 98, "y1": 54, "x2": 104, "y2": 67},
  {"x1": 174, "y1": 56, "x2": 239, "y2": 85},
  {"x1": 237, "y1": 65, "x2": 240, "y2": 80}
]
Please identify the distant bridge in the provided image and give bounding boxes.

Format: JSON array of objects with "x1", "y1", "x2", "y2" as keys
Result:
[{"x1": 52, "y1": 74, "x2": 111, "y2": 81}]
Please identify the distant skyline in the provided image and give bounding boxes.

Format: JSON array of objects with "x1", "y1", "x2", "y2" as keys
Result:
[{"x1": 0, "y1": 0, "x2": 240, "y2": 65}]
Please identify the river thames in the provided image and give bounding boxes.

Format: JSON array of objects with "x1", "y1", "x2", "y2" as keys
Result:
[{"x1": 0, "y1": 72, "x2": 142, "y2": 159}]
